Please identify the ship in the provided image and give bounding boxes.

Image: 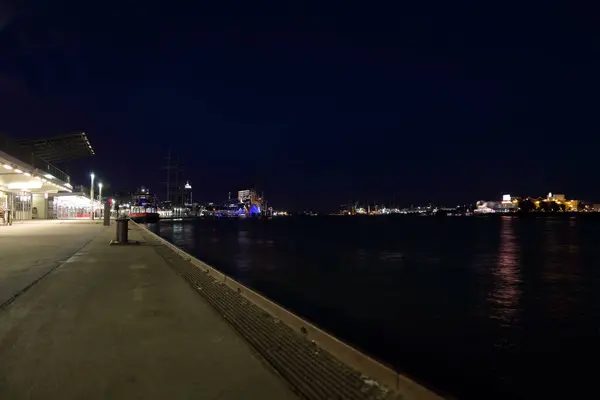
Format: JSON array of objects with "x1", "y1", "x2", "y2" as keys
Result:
[{"x1": 128, "y1": 187, "x2": 160, "y2": 223}]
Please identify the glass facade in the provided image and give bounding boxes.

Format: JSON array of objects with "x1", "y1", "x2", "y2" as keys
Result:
[
  {"x1": 0, "y1": 190, "x2": 33, "y2": 223},
  {"x1": 13, "y1": 193, "x2": 32, "y2": 221},
  {"x1": 52, "y1": 195, "x2": 101, "y2": 219},
  {"x1": 0, "y1": 190, "x2": 7, "y2": 225}
]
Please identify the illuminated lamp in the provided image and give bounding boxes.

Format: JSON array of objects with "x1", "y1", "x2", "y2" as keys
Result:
[{"x1": 8, "y1": 181, "x2": 44, "y2": 190}]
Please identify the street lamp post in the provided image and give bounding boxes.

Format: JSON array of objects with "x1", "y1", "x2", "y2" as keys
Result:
[
  {"x1": 90, "y1": 173, "x2": 95, "y2": 220},
  {"x1": 98, "y1": 183, "x2": 103, "y2": 217}
]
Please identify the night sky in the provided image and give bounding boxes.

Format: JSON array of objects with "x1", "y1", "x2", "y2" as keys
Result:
[{"x1": 0, "y1": 1, "x2": 597, "y2": 211}]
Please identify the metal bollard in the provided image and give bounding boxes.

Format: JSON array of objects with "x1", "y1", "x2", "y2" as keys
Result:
[
  {"x1": 103, "y1": 202, "x2": 111, "y2": 226},
  {"x1": 116, "y1": 217, "x2": 129, "y2": 243}
]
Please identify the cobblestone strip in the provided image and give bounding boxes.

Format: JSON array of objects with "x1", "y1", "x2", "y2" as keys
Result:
[{"x1": 140, "y1": 230, "x2": 397, "y2": 400}]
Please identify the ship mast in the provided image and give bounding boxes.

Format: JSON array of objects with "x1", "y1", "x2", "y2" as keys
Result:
[{"x1": 161, "y1": 151, "x2": 182, "y2": 204}]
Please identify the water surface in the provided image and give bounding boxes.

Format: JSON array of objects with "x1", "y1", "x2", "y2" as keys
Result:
[{"x1": 148, "y1": 216, "x2": 600, "y2": 399}]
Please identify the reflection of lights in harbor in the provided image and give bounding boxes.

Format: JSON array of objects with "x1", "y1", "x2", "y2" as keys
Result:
[{"x1": 489, "y1": 217, "x2": 521, "y2": 327}]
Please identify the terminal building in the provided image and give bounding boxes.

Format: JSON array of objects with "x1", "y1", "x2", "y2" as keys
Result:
[{"x1": 0, "y1": 132, "x2": 96, "y2": 223}]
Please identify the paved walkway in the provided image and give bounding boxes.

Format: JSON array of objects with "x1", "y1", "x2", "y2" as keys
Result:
[
  {"x1": 0, "y1": 222, "x2": 298, "y2": 399},
  {"x1": 0, "y1": 220, "x2": 104, "y2": 307}
]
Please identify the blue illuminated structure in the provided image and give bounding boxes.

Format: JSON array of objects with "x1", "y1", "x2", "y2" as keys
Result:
[{"x1": 249, "y1": 204, "x2": 261, "y2": 216}]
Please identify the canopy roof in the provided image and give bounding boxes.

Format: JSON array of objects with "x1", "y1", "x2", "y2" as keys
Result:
[{"x1": 19, "y1": 132, "x2": 95, "y2": 164}]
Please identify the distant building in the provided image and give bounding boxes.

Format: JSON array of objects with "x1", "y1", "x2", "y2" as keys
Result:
[
  {"x1": 237, "y1": 188, "x2": 263, "y2": 216},
  {"x1": 339, "y1": 204, "x2": 351, "y2": 215},
  {"x1": 475, "y1": 194, "x2": 518, "y2": 213},
  {"x1": 183, "y1": 181, "x2": 193, "y2": 205},
  {"x1": 238, "y1": 189, "x2": 251, "y2": 203},
  {"x1": 545, "y1": 193, "x2": 578, "y2": 211},
  {"x1": 549, "y1": 193, "x2": 566, "y2": 202}
]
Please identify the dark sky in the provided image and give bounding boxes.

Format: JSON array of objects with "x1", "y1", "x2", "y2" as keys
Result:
[{"x1": 0, "y1": 1, "x2": 597, "y2": 211}]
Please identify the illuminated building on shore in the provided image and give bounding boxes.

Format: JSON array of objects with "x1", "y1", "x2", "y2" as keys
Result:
[
  {"x1": 183, "y1": 181, "x2": 193, "y2": 205},
  {"x1": 238, "y1": 189, "x2": 251, "y2": 203},
  {"x1": 546, "y1": 193, "x2": 578, "y2": 211},
  {"x1": 476, "y1": 192, "x2": 581, "y2": 213},
  {"x1": 238, "y1": 188, "x2": 263, "y2": 216},
  {"x1": 475, "y1": 194, "x2": 519, "y2": 214}
]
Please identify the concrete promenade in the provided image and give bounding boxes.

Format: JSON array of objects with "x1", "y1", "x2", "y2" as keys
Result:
[
  {"x1": 0, "y1": 220, "x2": 443, "y2": 400},
  {"x1": 0, "y1": 220, "x2": 104, "y2": 308},
  {"x1": 0, "y1": 221, "x2": 299, "y2": 399}
]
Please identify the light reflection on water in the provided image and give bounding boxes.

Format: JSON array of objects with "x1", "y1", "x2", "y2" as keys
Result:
[
  {"x1": 234, "y1": 230, "x2": 251, "y2": 271},
  {"x1": 489, "y1": 216, "x2": 521, "y2": 327},
  {"x1": 148, "y1": 216, "x2": 600, "y2": 400}
]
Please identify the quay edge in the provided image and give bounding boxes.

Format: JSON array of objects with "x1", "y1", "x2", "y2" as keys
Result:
[{"x1": 133, "y1": 220, "x2": 449, "y2": 400}]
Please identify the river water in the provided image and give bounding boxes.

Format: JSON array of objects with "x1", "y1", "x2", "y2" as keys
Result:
[{"x1": 147, "y1": 216, "x2": 600, "y2": 399}]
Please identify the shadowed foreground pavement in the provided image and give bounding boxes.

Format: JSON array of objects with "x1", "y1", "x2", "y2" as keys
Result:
[
  {"x1": 0, "y1": 223, "x2": 298, "y2": 399},
  {"x1": 0, "y1": 220, "x2": 103, "y2": 307}
]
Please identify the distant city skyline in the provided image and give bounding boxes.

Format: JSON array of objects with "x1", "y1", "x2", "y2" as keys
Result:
[{"x1": 1, "y1": 2, "x2": 598, "y2": 211}]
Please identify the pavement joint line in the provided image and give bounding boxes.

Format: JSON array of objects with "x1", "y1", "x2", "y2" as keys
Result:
[{"x1": 0, "y1": 227, "x2": 108, "y2": 312}]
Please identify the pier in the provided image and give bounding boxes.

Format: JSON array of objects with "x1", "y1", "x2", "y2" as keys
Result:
[{"x1": 0, "y1": 220, "x2": 443, "y2": 400}]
